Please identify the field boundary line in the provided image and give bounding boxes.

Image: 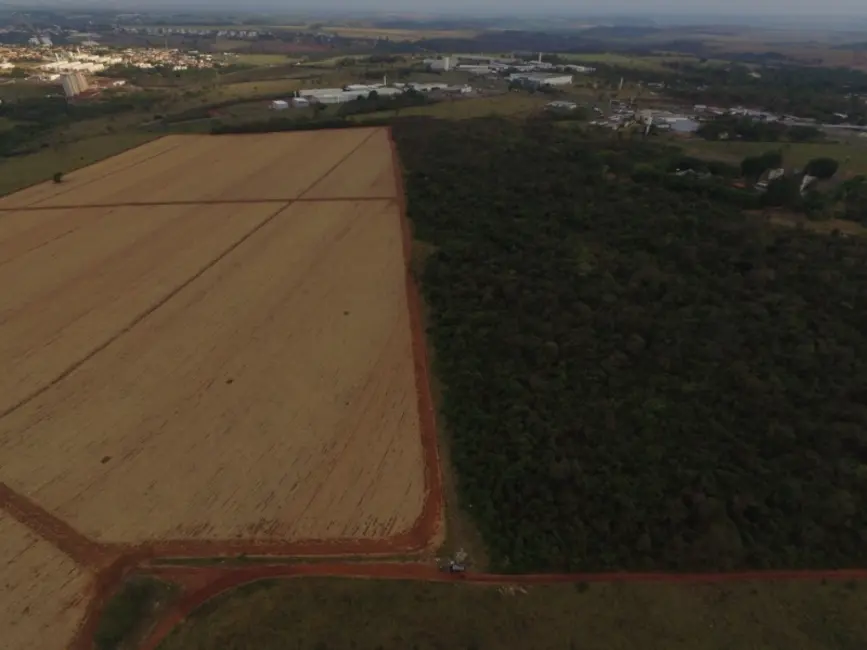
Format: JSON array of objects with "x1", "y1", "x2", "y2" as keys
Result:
[
  {"x1": 5, "y1": 137, "x2": 187, "y2": 209},
  {"x1": 296, "y1": 129, "x2": 379, "y2": 199},
  {"x1": 0, "y1": 482, "x2": 109, "y2": 568},
  {"x1": 388, "y1": 126, "x2": 444, "y2": 552},
  {"x1": 0, "y1": 196, "x2": 397, "y2": 212},
  {"x1": 0, "y1": 200, "x2": 292, "y2": 423}
]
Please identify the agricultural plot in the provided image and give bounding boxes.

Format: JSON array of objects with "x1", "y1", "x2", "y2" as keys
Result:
[
  {"x1": 0, "y1": 127, "x2": 384, "y2": 208},
  {"x1": 0, "y1": 511, "x2": 91, "y2": 650},
  {"x1": 0, "y1": 202, "x2": 284, "y2": 414},
  {"x1": 0, "y1": 127, "x2": 435, "y2": 552}
]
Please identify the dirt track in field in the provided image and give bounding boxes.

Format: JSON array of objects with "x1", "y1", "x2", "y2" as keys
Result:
[
  {"x1": 0, "y1": 126, "x2": 443, "y2": 650},
  {"x1": 0, "y1": 511, "x2": 94, "y2": 650}
]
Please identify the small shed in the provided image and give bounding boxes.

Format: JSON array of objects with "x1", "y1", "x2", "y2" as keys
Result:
[{"x1": 270, "y1": 100, "x2": 289, "y2": 111}]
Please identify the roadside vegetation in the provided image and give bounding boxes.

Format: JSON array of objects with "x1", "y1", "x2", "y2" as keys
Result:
[
  {"x1": 157, "y1": 577, "x2": 867, "y2": 650},
  {"x1": 96, "y1": 576, "x2": 177, "y2": 650}
]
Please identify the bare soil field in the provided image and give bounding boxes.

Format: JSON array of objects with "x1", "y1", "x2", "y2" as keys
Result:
[
  {"x1": 0, "y1": 127, "x2": 382, "y2": 208},
  {"x1": 0, "y1": 511, "x2": 92, "y2": 650},
  {"x1": 0, "y1": 126, "x2": 441, "y2": 648},
  {"x1": 0, "y1": 127, "x2": 437, "y2": 554},
  {"x1": 0, "y1": 198, "x2": 426, "y2": 544},
  {"x1": 303, "y1": 128, "x2": 398, "y2": 199},
  {"x1": 0, "y1": 202, "x2": 285, "y2": 415}
]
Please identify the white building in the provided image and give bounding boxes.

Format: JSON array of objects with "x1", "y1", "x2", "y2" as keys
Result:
[
  {"x1": 41, "y1": 60, "x2": 106, "y2": 74},
  {"x1": 424, "y1": 56, "x2": 451, "y2": 71},
  {"x1": 60, "y1": 72, "x2": 89, "y2": 98},
  {"x1": 406, "y1": 82, "x2": 449, "y2": 92},
  {"x1": 564, "y1": 64, "x2": 596, "y2": 73},
  {"x1": 509, "y1": 73, "x2": 573, "y2": 88},
  {"x1": 344, "y1": 83, "x2": 381, "y2": 92},
  {"x1": 635, "y1": 109, "x2": 653, "y2": 125},
  {"x1": 299, "y1": 87, "x2": 345, "y2": 99},
  {"x1": 270, "y1": 100, "x2": 289, "y2": 110},
  {"x1": 457, "y1": 65, "x2": 494, "y2": 75},
  {"x1": 768, "y1": 168, "x2": 785, "y2": 181},
  {"x1": 374, "y1": 87, "x2": 404, "y2": 97}
]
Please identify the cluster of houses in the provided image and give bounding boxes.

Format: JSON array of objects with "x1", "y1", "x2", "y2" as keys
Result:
[{"x1": 115, "y1": 26, "x2": 268, "y2": 40}]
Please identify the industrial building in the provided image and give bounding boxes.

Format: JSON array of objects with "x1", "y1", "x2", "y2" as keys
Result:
[
  {"x1": 457, "y1": 65, "x2": 496, "y2": 75},
  {"x1": 508, "y1": 73, "x2": 573, "y2": 88},
  {"x1": 547, "y1": 100, "x2": 578, "y2": 111},
  {"x1": 298, "y1": 85, "x2": 403, "y2": 104},
  {"x1": 564, "y1": 64, "x2": 596, "y2": 73},
  {"x1": 423, "y1": 56, "x2": 451, "y2": 71},
  {"x1": 60, "y1": 72, "x2": 89, "y2": 98},
  {"x1": 394, "y1": 81, "x2": 450, "y2": 93}
]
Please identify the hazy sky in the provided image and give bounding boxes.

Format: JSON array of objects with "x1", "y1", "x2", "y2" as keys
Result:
[
  {"x1": 22, "y1": 0, "x2": 867, "y2": 19},
  {"x1": 155, "y1": 0, "x2": 867, "y2": 16}
]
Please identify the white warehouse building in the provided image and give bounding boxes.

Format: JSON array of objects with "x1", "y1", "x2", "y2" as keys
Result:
[
  {"x1": 424, "y1": 56, "x2": 451, "y2": 71},
  {"x1": 60, "y1": 71, "x2": 90, "y2": 98},
  {"x1": 299, "y1": 86, "x2": 404, "y2": 104},
  {"x1": 509, "y1": 73, "x2": 573, "y2": 87}
]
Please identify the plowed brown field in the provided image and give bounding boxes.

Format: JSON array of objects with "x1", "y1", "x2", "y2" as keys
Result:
[
  {"x1": 0, "y1": 198, "x2": 425, "y2": 543},
  {"x1": 0, "y1": 202, "x2": 285, "y2": 415},
  {"x1": 0, "y1": 511, "x2": 92, "y2": 650},
  {"x1": 0, "y1": 127, "x2": 385, "y2": 208},
  {"x1": 0, "y1": 127, "x2": 441, "y2": 646}
]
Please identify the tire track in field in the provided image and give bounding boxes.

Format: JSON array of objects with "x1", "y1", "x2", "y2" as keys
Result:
[
  {"x1": 0, "y1": 199, "x2": 288, "y2": 424},
  {"x1": 0, "y1": 196, "x2": 399, "y2": 212},
  {"x1": 0, "y1": 483, "x2": 109, "y2": 569},
  {"x1": 0, "y1": 207, "x2": 120, "y2": 271}
]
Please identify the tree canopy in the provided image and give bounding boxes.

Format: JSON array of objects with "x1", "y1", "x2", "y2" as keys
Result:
[
  {"x1": 392, "y1": 116, "x2": 867, "y2": 573},
  {"x1": 805, "y1": 157, "x2": 840, "y2": 179}
]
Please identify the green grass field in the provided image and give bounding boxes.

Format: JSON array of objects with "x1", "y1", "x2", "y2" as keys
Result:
[
  {"x1": 157, "y1": 577, "x2": 867, "y2": 650},
  {"x1": 0, "y1": 131, "x2": 159, "y2": 196},
  {"x1": 679, "y1": 140, "x2": 867, "y2": 176},
  {"x1": 217, "y1": 79, "x2": 305, "y2": 99},
  {"x1": 231, "y1": 53, "x2": 299, "y2": 66},
  {"x1": 0, "y1": 81, "x2": 59, "y2": 100}
]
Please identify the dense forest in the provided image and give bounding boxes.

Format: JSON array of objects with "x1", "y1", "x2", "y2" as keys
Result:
[
  {"x1": 666, "y1": 63, "x2": 867, "y2": 125},
  {"x1": 391, "y1": 116, "x2": 867, "y2": 573}
]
